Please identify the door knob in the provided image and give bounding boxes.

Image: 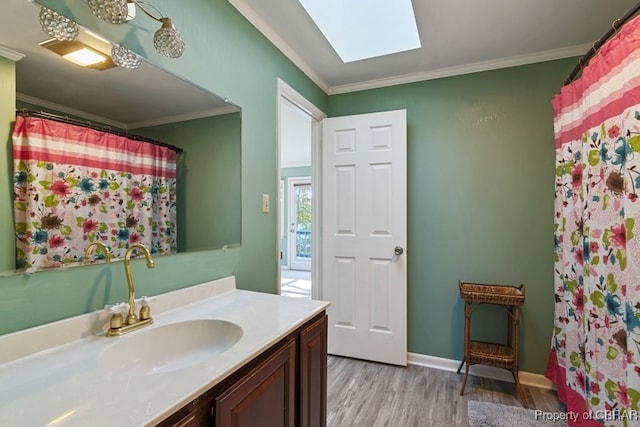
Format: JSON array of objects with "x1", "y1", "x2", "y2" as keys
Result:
[{"x1": 394, "y1": 246, "x2": 404, "y2": 256}]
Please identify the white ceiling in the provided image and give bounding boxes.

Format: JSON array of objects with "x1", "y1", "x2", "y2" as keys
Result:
[{"x1": 230, "y1": 0, "x2": 640, "y2": 94}]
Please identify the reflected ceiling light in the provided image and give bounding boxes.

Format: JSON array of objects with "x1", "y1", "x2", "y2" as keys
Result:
[
  {"x1": 38, "y1": 7, "x2": 79, "y2": 42},
  {"x1": 39, "y1": 39, "x2": 117, "y2": 71},
  {"x1": 62, "y1": 47, "x2": 107, "y2": 67},
  {"x1": 37, "y1": 7, "x2": 136, "y2": 70}
]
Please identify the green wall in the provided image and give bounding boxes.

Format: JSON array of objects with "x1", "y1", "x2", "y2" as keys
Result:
[
  {"x1": 138, "y1": 113, "x2": 242, "y2": 252},
  {"x1": 0, "y1": 0, "x2": 576, "y2": 375},
  {"x1": 327, "y1": 58, "x2": 576, "y2": 373}
]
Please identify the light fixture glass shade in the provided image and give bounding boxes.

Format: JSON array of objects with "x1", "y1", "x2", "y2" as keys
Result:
[
  {"x1": 88, "y1": 0, "x2": 129, "y2": 24},
  {"x1": 39, "y1": 7, "x2": 79, "y2": 41},
  {"x1": 111, "y1": 44, "x2": 142, "y2": 69},
  {"x1": 153, "y1": 18, "x2": 185, "y2": 58}
]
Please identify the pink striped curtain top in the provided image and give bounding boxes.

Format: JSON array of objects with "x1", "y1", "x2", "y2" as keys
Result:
[
  {"x1": 552, "y1": 19, "x2": 640, "y2": 149},
  {"x1": 13, "y1": 116, "x2": 177, "y2": 178}
]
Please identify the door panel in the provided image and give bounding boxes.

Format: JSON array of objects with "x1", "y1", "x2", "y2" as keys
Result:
[
  {"x1": 322, "y1": 109, "x2": 407, "y2": 366},
  {"x1": 334, "y1": 257, "x2": 356, "y2": 328}
]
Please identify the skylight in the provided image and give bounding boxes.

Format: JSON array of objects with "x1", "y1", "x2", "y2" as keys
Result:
[{"x1": 298, "y1": 0, "x2": 421, "y2": 63}]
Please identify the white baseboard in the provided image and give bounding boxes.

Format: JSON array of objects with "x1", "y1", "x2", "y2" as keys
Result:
[{"x1": 407, "y1": 352, "x2": 554, "y2": 390}]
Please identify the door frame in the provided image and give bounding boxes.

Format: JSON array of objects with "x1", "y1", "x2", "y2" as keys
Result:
[
  {"x1": 288, "y1": 176, "x2": 312, "y2": 271},
  {"x1": 276, "y1": 79, "x2": 326, "y2": 300}
]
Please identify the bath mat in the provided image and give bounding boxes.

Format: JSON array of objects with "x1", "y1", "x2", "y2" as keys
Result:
[{"x1": 467, "y1": 400, "x2": 568, "y2": 427}]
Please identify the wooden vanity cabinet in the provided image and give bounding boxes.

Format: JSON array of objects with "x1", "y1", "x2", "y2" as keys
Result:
[
  {"x1": 157, "y1": 312, "x2": 327, "y2": 427},
  {"x1": 298, "y1": 314, "x2": 327, "y2": 427}
]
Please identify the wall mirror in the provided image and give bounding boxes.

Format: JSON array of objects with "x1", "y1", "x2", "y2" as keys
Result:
[{"x1": 0, "y1": 0, "x2": 242, "y2": 274}]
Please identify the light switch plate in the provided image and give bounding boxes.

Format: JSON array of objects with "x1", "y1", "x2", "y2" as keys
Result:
[{"x1": 262, "y1": 194, "x2": 270, "y2": 213}]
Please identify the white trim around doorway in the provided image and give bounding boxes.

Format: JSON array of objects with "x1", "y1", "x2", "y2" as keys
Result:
[{"x1": 276, "y1": 79, "x2": 326, "y2": 300}]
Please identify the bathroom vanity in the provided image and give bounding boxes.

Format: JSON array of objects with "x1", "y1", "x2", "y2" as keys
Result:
[
  {"x1": 158, "y1": 312, "x2": 327, "y2": 426},
  {"x1": 0, "y1": 277, "x2": 329, "y2": 426}
]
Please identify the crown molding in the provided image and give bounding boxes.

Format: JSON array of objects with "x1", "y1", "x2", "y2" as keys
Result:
[
  {"x1": 17, "y1": 93, "x2": 239, "y2": 130},
  {"x1": 329, "y1": 44, "x2": 589, "y2": 95},
  {"x1": 227, "y1": 2, "x2": 589, "y2": 96},
  {"x1": 16, "y1": 93, "x2": 128, "y2": 129},
  {"x1": 0, "y1": 45, "x2": 25, "y2": 62},
  {"x1": 128, "y1": 105, "x2": 241, "y2": 129}
]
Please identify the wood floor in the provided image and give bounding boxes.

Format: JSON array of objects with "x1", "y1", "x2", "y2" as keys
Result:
[{"x1": 326, "y1": 356, "x2": 564, "y2": 427}]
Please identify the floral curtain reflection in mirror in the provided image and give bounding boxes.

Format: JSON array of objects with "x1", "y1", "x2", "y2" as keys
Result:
[{"x1": 12, "y1": 115, "x2": 178, "y2": 271}]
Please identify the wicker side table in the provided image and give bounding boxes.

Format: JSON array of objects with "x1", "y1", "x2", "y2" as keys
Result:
[{"x1": 456, "y1": 281, "x2": 527, "y2": 408}]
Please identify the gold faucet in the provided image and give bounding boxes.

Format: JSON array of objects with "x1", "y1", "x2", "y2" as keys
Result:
[
  {"x1": 84, "y1": 241, "x2": 112, "y2": 264},
  {"x1": 105, "y1": 244, "x2": 155, "y2": 337}
]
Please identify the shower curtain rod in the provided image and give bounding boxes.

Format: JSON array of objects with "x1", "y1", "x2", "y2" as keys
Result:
[
  {"x1": 15, "y1": 109, "x2": 184, "y2": 154},
  {"x1": 565, "y1": 1, "x2": 640, "y2": 85}
]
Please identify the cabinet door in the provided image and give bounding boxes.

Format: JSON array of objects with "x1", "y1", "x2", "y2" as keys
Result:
[
  {"x1": 216, "y1": 339, "x2": 296, "y2": 427},
  {"x1": 299, "y1": 314, "x2": 327, "y2": 427}
]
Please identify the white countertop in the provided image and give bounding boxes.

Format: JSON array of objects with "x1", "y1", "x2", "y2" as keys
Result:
[{"x1": 0, "y1": 277, "x2": 329, "y2": 426}]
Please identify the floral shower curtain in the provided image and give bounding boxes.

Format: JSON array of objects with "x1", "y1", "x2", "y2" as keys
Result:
[
  {"x1": 546, "y1": 14, "x2": 640, "y2": 426},
  {"x1": 12, "y1": 116, "x2": 177, "y2": 271}
]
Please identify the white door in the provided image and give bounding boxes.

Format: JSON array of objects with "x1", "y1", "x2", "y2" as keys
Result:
[
  {"x1": 289, "y1": 177, "x2": 312, "y2": 271},
  {"x1": 322, "y1": 109, "x2": 407, "y2": 366}
]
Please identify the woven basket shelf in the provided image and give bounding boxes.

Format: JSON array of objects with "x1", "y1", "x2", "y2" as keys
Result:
[
  {"x1": 468, "y1": 341, "x2": 516, "y2": 370},
  {"x1": 459, "y1": 282, "x2": 525, "y2": 306},
  {"x1": 457, "y1": 280, "x2": 527, "y2": 407}
]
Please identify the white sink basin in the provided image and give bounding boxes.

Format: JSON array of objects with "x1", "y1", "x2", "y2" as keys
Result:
[{"x1": 98, "y1": 319, "x2": 243, "y2": 375}]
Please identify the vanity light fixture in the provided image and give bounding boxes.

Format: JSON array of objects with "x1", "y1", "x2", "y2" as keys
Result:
[
  {"x1": 88, "y1": 0, "x2": 185, "y2": 58},
  {"x1": 152, "y1": 17, "x2": 185, "y2": 59},
  {"x1": 38, "y1": 6, "x2": 79, "y2": 42},
  {"x1": 111, "y1": 44, "x2": 143, "y2": 69},
  {"x1": 87, "y1": 0, "x2": 131, "y2": 24},
  {"x1": 37, "y1": 1, "x2": 183, "y2": 69}
]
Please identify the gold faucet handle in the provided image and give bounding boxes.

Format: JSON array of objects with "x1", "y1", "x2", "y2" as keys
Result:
[
  {"x1": 109, "y1": 313, "x2": 124, "y2": 329},
  {"x1": 105, "y1": 302, "x2": 129, "y2": 314},
  {"x1": 136, "y1": 296, "x2": 155, "y2": 321},
  {"x1": 137, "y1": 296, "x2": 155, "y2": 305},
  {"x1": 139, "y1": 306, "x2": 151, "y2": 320},
  {"x1": 104, "y1": 302, "x2": 128, "y2": 331}
]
